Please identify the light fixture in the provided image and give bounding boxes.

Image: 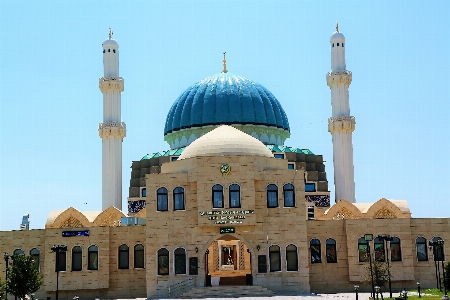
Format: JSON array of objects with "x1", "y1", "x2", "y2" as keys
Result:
[
  {"x1": 256, "y1": 245, "x2": 260, "y2": 251},
  {"x1": 364, "y1": 233, "x2": 373, "y2": 241},
  {"x1": 195, "y1": 247, "x2": 198, "y2": 253}
]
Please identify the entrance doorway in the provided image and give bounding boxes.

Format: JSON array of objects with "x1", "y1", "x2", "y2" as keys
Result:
[{"x1": 204, "y1": 234, "x2": 252, "y2": 286}]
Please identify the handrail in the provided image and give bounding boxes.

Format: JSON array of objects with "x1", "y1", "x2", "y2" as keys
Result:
[{"x1": 168, "y1": 276, "x2": 196, "y2": 298}]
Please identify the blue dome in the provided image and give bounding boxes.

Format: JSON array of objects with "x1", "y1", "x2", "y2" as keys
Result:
[{"x1": 164, "y1": 73, "x2": 290, "y2": 136}]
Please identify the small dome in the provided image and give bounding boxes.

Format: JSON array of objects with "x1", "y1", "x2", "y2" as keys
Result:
[
  {"x1": 164, "y1": 73, "x2": 290, "y2": 135},
  {"x1": 103, "y1": 38, "x2": 118, "y2": 46},
  {"x1": 178, "y1": 125, "x2": 274, "y2": 160},
  {"x1": 330, "y1": 31, "x2": 345, "y2": 40}
]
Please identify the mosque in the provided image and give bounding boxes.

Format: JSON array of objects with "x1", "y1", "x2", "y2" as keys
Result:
[{"x1": 0, "y1": 26, "x2": 448, "y2": 299}]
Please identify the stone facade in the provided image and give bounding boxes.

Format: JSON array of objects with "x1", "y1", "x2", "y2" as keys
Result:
[{"x1": 1, "y1": 151, "x2": 448, "y2": 299}]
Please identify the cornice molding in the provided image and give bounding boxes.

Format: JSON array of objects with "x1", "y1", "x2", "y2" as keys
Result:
[
  {"x1": 326, "y1": 70, "x2": 352, "y2": 87},
  {"x1": 328, "y1": 116, "x2": 355, "y2": 133},
  {"x1": 99, "y1": 122, "x2": 126, "y2": 138},
  {"x1": 99, "y1": 76, "x2": 124, "y2": 92}
]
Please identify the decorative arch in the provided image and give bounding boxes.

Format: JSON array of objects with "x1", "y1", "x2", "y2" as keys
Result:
[
  {"x1": 366, "y1": 198, "x2": 404, "y2": 219},
  {"x1": 50, "y1": 207, "x2": 91, "y2": 228},
  {"x1": 93, "y1": 206, "x2": 126, "y2": 227},
  {"x1": 323, "y1": 199, "x2": 362, "y2": 220}
]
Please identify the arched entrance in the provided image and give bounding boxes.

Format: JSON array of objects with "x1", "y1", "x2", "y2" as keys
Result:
[{"x1": 204, "y1": 234, "x2": 252, "y2": 286}]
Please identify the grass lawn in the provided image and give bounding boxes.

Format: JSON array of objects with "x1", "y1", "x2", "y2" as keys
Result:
[{"x1": 381, "y1": 289, "x2": 448, "y2": 300}]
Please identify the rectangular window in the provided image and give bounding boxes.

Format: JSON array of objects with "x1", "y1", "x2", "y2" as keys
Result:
[
  {"x1": 274, "y1": 153, "x2": 285, "y2": 159},
  {"x1": 307, "y1": 206, "x2": 315, "y2": 220},
  {"x1": 305, "y1": 183, "x2": 316, "y2": 192},
  {"x1": 189, "y1": 257, "x2": 198, "y2": 275},
  {"x1": 288, "y1": 163, "x2": 295, "y2": 170}
]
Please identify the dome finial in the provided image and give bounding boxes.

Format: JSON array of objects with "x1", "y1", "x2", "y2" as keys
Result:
[
  {"x1": 109, "y1": 28, "x2": 113, "y2": 39},
  {"x1": 222, "y1": 52, "x2": 228, "y2": 73},
  {"x1": 335, "y1": 22, "x2": 339, "y2": 32}
]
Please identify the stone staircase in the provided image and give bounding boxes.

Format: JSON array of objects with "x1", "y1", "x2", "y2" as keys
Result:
[
  {"x1": 219, "y1": 276, "x2": 247, "y2": 285},
  {"x1": 178, "y1": 286, "x2": 275, "y2": 298}
]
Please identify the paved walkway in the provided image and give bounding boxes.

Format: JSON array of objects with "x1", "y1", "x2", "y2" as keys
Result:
[{"x1": 140, "y1": 292, "x2": 374, "y2": 300}]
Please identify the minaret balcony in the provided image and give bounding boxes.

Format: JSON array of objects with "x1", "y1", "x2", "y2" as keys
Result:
[
  {"x1": 326, "y1": 70, "x2": 352, "y2": 87},
  {"x1": 328, "y1": 116, "x2": 355, "y2": 133},
  {"x1": 99, "y1": 122, "x2": 126, "y2": 138},
  {"x1": 99, "y1": 76, "x2": 124, "y2": 92}
]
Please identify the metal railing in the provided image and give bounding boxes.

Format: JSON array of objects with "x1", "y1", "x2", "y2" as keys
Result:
[{"x1": 168, "y1": 276, "x2": 196, "y2": 298}]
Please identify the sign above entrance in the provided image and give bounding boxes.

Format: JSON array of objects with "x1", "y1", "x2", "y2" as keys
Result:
[
  {"x1": 220, "y1": 227, "x2": 235, "y2": 234},
  {"x1": 199, "y1": 209, "x2": 255, "y2": 225}
]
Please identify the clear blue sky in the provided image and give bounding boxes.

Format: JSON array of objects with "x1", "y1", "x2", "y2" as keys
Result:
[{"x1": 1, "y1": 0, "x2": 449, "y2": 230}]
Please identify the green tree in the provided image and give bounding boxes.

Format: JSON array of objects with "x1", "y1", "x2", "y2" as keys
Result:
[
  {"x1": 444, "y1": 261, "x2": 450, "y2": 291},
  {"x1": 363, "y1": 259, "x2": 391, "y2": 288},
  {"x1": 0, "y1": 279, "x2": 6, "y2": 300},
  {"x1": 7, "y1": 255, "x2": 43, "y2": 300}
]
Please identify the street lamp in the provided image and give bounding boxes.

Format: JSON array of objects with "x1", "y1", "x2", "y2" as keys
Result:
[
  {"x1": 429, "y1": 239, "x2": 447, "y2": 297},
  {"x1": 375, "y1": 286, "x2": 380, "y2": 300},
  {"x1": 401, "y1": 290, "x2": 407, "y2": 300},
  {"x1": 354, "y1": 284, "x2": 359, "y2": 300},
  {"x1": 73, "y1": 295, "x2": 79, "y2": 300},
  {"x1": 51, "y1": 245, "x2": 67, "y2": 300},
  {"x1": 378, "y1": 234, "x2": 394, "y2": 298},
  {"x1": 364, "y1": 234, "x2": 376, "y2": 299},
  {"x1": 3, "y1": 253, "x2": 10, "y2": 298},
  {"x1": 417, "y1": 281, "x2": 421, "y2": 298}
]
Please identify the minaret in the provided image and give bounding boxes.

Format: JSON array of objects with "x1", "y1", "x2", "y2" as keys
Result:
[
  {"x1": 99, "y1": 29, "x2": 126, "y2": 210},
  {"x1": 327, "y1": 23, "x2": 356, "y2": 203}
]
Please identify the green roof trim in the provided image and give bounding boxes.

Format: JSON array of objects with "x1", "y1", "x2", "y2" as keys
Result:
[{"x1": 141, "y1": 145, "x2": 313, "y2": 160}]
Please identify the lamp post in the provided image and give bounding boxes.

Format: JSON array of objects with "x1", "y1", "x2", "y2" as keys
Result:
[
  {"x1": 378, "y1": 234, "x2": 393, "y2": 298},
  {"x1": 417, "y1": 281, "x2": 421, "y2": 298},
  {"x1": 3, "y1": 253, "x2": 10, "y2": 299},
  {"x1": 365, "y1": 234, "x2": 376, "y2": 299},
  {"x1": 354, "y1": 284, "x2": 359, "y2": 300},
  {"x1": 51, "y1": 245, "x2": 67, "y2": 300},
  {"x1": 375, "y1": 286, "x2": 380, "y2": 300}
]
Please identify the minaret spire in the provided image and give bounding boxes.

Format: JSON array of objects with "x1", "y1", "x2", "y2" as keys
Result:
[
  {"x1": 326, "y1": 24, "x2": 356, "y2": 203},
  {"x1": 222, "y1": 52, "x2": 228, "y2": 73},
  {"x1": 99, "y1": 30, "x2": 126, "y2": 210}
]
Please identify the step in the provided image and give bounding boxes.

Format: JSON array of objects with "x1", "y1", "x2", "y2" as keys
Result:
[
  {"x1": 219, "y1": 276, "x2": 247, "y2": 286},
  {"x1": 179, "y1": 285, "x2": 275, "y2": 299}
]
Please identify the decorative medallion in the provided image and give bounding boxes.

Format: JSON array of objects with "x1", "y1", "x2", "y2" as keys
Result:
[{"x1": 220, "y1": 163, "x2": 231, "y2": 175}]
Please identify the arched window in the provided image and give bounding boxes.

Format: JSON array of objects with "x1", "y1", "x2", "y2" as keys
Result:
[
  {"x1": 267, "y1": 184, "x2": 278, "y2": 208},
  {"x1": 269, "y1": 245, "x2": 281, "y2": 272},
  {"x1": 358, "y1": 237, "x2": 369, "y2": 262},
  {"x1": 13, "y1": 249, "x2": 24, "y2": 256},
  {"x1": 390, "y1": 237, "x2": 402, "y2": 261},
  {"x1": 157, "y1": 187, "x2": 168, "y2": 211},
  {"x1": 283, "y1": 183, "x2": 295, "y2": 207},
  {"x1": 374, "y1": 237, "x2": 385, "y2": 262},
  {"x1": 326, "y1": 238, "x2": 337, "y2": 263},
  {"x1": 310, "y1": 239, "x2": 321, "y2": 263},
  {"x1": 173, "y1": 187, "x2": 185, "y2": 210},
  {"x1": 416, "y1": 237, "x2": 428, "y2": 261},
  {"x1": 118, "y1": 244, "x2": 129, "y2": 269},
  {"x1": 30, "y1": 248, "x2": 40, "y2": 269},
  {"x1": 432, "y1": 236, "x2": 445, "y2": 261},
  {"x1": 229, "y1": 184, "x2": 241, "y2": 208},
  {"x1": 72, "y1": 246, "x2": 82, "y2": 271},
  {"x1": 158, "y1": 248, "x2": 169, "y2": 275},
  {"x1": 174, "y1": 248, "x2": 186, "y2": 274},
  {"x1": 212, "y1": 184, "x2": 224, "y2": 208},
  {"x1": 134, "y1": 244, "x2": 145, "y2": 268},
  {"x1": 88, "y1": 245, "x2": 99, "y2": 270},
  {"x1": 286, "y1": 244, "x2": 298, "y2": 271}
]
